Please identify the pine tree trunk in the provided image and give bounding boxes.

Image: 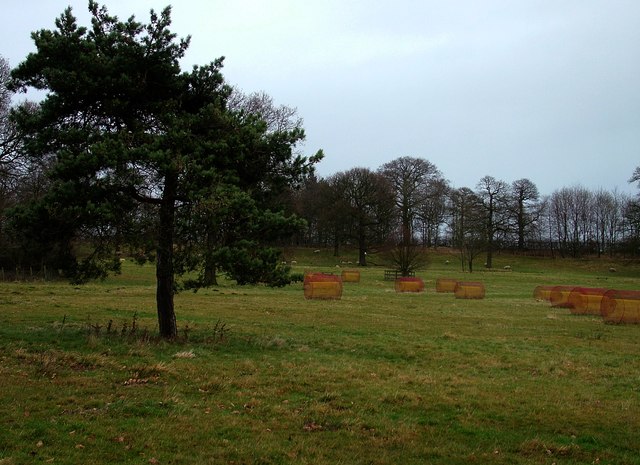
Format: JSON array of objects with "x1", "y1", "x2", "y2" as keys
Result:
[
  {"x1": 203, "y1": 264, "x2": 218, "y2": 286},
  {"x1": 156, "y1": 173, "x2": 178, "y2": 339}
]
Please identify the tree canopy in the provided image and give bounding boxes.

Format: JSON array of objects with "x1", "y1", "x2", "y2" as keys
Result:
[{"x1": 9, "y1": 1, "x2": 321, "y2": 338}]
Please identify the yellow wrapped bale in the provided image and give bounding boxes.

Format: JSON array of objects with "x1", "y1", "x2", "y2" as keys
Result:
[
  {"x1": 601, "y1": 289, "x2": 640, "y2": 324},
  {"x1": 341, "y1": 270, "x2": 361, "y2": 283},
  {"x1": 549, "y1": 286, "x2": 577, "y2": 308},
  {"x1": 303, "y1": 273, "x2": 343, "y2": 300},
  {"x1": 395, "y1": 277, "x2": 425, "y2": 293},
  {"x1": 533, "y1": 285, "x2": 555, "y2": 301},
  {"x1": 567, "y1": 287, "x2": 608, "y2": 315},
  {"x1": 454, "y1": 281, "x2": 485, "y2": 299},
  {"x1": 436, "y1": 278, "x2": 458, "y2": 293}
]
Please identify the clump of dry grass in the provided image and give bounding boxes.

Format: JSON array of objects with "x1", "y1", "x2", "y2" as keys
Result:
[{"x1": 173, "y1": 349, "x2": 196, "y2": 359}]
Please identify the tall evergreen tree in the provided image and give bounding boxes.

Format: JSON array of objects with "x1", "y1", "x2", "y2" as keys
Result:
[{"x1": 10, "y1": 2, "x2": 320, "y2": 338}]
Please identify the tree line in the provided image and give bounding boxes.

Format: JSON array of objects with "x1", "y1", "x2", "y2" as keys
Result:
[
  {"x1": 3, "y1": 52, "x2": 639, "y2": 282},
  {"x1": 280, "y1": 157, "x2": 640, "y2": 272}
]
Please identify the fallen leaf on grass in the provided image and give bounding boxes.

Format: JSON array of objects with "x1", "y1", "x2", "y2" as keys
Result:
[{"x1": 303, "y1": 422, "x2": 323, "y2": 432}]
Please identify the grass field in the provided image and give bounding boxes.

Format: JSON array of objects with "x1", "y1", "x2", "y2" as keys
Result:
[{"x1": 1, "y1": 249, "x2": 639, "y2": 464}]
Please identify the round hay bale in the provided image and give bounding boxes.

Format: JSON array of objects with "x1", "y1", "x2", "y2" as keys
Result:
[
  {"x1": 567, "y1": 287, "x2": 608, "y2": 315},
  {"x1": 533, "y1": 285, "x2": 555, "y2": 301},
  {"x1": 601, "y1": 289, "x2": 640, "y2": 324},
  {"x1": 436, "y1": 278, "x2": 458, "y2": 293},
  {"x1": 303, "y1": 273, "x2": 343, "y2": 300},
  {"x1": 549, "y1": 286, "x2": 578, "y2": 308},
  {"x1": 395, "y1": 277, "x2": 425, "y2": 293},
  {"x1": 454, "y1": 281, "x2": 485, "y2": 299},
  {"x1": 341, "y1": 270, "x2": 361, "y2": 283}
]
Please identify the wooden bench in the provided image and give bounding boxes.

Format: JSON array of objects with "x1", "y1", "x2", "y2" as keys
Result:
[{"x1": 384, "y1": 270, "x2": 415, "y2": 281}]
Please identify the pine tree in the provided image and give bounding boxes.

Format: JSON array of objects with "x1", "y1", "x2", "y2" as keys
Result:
[{"x1": 10, "y1": 2, "x2": 320, "y2": 338}]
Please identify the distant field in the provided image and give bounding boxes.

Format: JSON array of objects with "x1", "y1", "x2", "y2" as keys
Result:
[{"x1": 1, "y1": 249, "x2": 639, "y2": 464}]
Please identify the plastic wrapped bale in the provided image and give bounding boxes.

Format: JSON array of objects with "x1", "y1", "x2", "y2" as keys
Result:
[
  {"x1": 341, "y1": 270, "x2": 361, "y2": 283},
  {"x1": 395, "y1": 277, "x2": 425, "y2": 293},
  {"x1": 600, "y1": 289, "x2": 640, "y2": 324},
  {"x1": 567, "y1": 287, "x2": 608, "y2": 315},
  {"x1": 454, "y1": 281, "x2": 485, "y2": 299},
  {"x1": 304, "y1": 273, "x2": 343, "y2": 300},
  {"x1": 303, "y1": 272, "x2": 334, "y2": 285},
  {"x1": 533, "y1": 285, "x2": 555, "y2": 301},
  {"x1": 436, "y1": 278, "x2": 458, "y2": 293},
  {"x1": 549, "y1": 286, "x2": 578, "y2": 308}
]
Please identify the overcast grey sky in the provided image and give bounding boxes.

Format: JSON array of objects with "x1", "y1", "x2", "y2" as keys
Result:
[{"x1": 2, "y1": 1, "x2": 639, "y2": 195}]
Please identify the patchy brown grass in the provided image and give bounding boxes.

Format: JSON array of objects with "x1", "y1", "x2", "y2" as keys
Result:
[{"x1": 0, "y1": 256, "x2": 639, "y2": 464}]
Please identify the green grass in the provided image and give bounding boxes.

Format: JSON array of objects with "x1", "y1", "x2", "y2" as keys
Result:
[{"x1": 1, "y1": 250, "x2": 639, "y2": 464}]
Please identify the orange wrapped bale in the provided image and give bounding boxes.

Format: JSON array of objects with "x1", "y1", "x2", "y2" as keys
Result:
[
  {"x1": 436, "y1": 278, "x2": 458, "y2": 293},
  {"x1": 601, "y1": 289, "x2": 640, "y2": 324},
  {"x1": 341, "y1": 270, "x2": 361, "y2": 283},
  {"x1": 303, "y1": 272, "x2": 335, "y2": 284},
  {"x1": 533, "y1": 285, "x2": 555, "y2": 301},
  {"x1": 549, "y1": 286, "x2": 578, "y2": 308},
  {"x1": 395, "y1": 277, "x2": 425, "y2": 293},
  {"x1": 567, "y1": 287, "x2": 608, "y2": 315},
  {"x1": 454, "y1": 281, "x2": 485, "y2": 299},
  {"x1": 304, "y1": 273, "x2": 343, "y2": 300}
]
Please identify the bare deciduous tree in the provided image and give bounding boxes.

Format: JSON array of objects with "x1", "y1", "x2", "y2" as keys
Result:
[
  {"x1": 417, "y1": 176, "x2": 450, "y2": 248},
  {"x1": 228, "y1": 88, "x2": 303, "y2": 134},
  {"x1": 476, "y1": 175, "x2": 509, "y2": 268},
  {"x1": 379, "y1": 156, "x2": 441, "y2": 247},
  {"x1": 510, "y1": 178, "x2": 542, "y2": 251},
  {"x1": 330, "y1": 167, "x2": 394, "y2": 266},
  {"x1": 448, "y1": 187, "x2": 485, "y2": 272}
]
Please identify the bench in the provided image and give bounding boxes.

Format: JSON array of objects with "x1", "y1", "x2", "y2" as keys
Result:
[{"x1": 384, "y1": 270, "x2": 415, "y2": 281}]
